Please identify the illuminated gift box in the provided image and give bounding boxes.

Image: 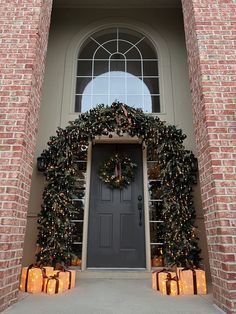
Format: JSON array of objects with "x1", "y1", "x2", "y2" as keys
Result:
[
  {"x1": 152, "y1": 269, "x2": 176, "y2": 291},
  {"x1": 44, "y1": 276, "x2": 64, "y2": 295},
  {"x1": 54, "y1": 269, "x2": 76, "y2": 290},
  {"x1": 152, "y1": 270, "x2": 159, "y2": 290},
  {"x1": 159, "y1": 273, "x2": 181, "y2": 296},
  {"x1": 53, "y1": 271, "x2": 68, "y2": 292},
  {"x1": 65, "y1": 270, "x2": 76, "y2": 289},
  {"x1": 179, "y1": 268, "x2": 207, "y2": 295},
  {"x1": 20, "y1": 265, "x2": 43, "y2": 293},
  {"x1": 20, "y1": 265, "x2": 54, "y2": 293}
]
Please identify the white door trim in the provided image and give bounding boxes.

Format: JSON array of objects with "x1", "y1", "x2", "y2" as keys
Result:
[
  {"x1": 81, "y1": 137, "x2": 151, "y2": 271},
  {"x1": 81, "y1": 141, "x2": 93, "y2": 271}
]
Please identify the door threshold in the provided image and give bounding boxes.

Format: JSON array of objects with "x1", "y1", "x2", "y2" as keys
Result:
[
  {"x1": 86, "y1": 268, "x2": 147, "y2": 271},
  {"x1": 79, "y1": 268, "x2": 151, "y2": 279}
]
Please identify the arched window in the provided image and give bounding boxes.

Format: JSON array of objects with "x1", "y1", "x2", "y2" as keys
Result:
[{"x1": 75, "y1": 28, "x2": 160, "y2": 113}]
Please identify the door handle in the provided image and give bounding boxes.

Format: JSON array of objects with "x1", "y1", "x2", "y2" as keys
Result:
[{"x1": 137, "y1": 195, "x2": 143, "y2": 226}]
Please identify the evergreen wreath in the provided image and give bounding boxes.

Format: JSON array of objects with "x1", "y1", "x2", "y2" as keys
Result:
[
  {"x1": 99, "y1": 153, "x2": 137, "y2": 189},
  {"x1": 36, "y1": 102, "x2": 200, "y2": 267}
]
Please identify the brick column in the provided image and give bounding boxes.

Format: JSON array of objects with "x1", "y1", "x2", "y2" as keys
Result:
[
  {"x1": 0, "y1": 0, "x2": 52, "y2": 311},
  {"x1": 181, "y1": 0, "x2": 236, "y2": 313}
]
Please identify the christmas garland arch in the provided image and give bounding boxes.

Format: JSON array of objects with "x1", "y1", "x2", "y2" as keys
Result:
[{"x1": 37, "y1": 102, "x2": 200, "y2": 267}]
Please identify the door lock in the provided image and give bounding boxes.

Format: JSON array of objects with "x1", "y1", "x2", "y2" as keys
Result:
[
  {"x1": 137, "y1": 195, "x2": 143, "y2": 226},
  {"x1": 138, "y1": 195, "x2": 142, "y2": 202}
]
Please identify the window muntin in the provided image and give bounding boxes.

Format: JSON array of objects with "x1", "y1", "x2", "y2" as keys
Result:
[{"x1": 75, "y1": 28, "x2": 160, "y2": 113}]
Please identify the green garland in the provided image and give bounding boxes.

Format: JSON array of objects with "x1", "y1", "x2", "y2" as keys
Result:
[
  {"x1": 99, "y1": 153, "x2": 137, "y2": 189},
  {"x1": 37, "y1": 102, "x2": 200, "y2": 267}
]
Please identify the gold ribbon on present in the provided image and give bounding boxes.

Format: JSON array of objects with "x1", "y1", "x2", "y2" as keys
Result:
[
  {"x1": 165, "y1": 274, "x2": 180, "y2": 295},
  {"x1": 182, "y1": 267, "x2": 198, "y2": 295}
]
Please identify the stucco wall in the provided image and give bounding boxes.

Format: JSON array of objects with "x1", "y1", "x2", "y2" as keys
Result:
[{"x1": 22, "y1": 7, "x2": 210, "y2": 278}]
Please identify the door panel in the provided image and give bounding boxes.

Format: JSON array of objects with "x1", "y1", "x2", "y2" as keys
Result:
[
  {"x1": 87, "y1": 144, "x2": 145, "y2": 268},
  {"x1": 99, "y1": 214, "x2": 113, "y2": 248}
]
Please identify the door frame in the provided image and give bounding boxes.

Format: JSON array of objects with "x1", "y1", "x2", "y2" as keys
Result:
[{"x1": 81, "y1": 136, "x2": 151, "y2": 271}]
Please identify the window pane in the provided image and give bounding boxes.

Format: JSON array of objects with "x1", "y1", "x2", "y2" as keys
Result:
[
  {"x1": 94, "y1": 47, "x2": 110, "y2": 59},
  {"x1": 72, "y1": 222, "x2": 84, "y2": 243},
  {"x1": 109, "y1": 71, "x2": 125, "y2": 77},
  {"x1": 72, "y1": 206, "x2": 84, "y2": 220},
  {"x1": 78, "y1": 40, "x2": 98, "y2": 59},
  {"x1": 152, "y1": 96, "x2": 161, "y2": 113},
  {"x1": 143, "y1": 95, "x2": 152, "y2": 113},
  {"x1": 110, "y1": 77, "x2": 125, "y2": 95},
  {"x1": 92, "y1": 94, "x2": 109, "y2": 107},
  {"x1": 95, "y1": 29, "x2": 116, "y2": 44},
  {"x1": 118, "y1": 40, "x2": 132, "y2": 54},
  {"x1": 76, "y1": 77, "x2": 92, "y2": 95},
  {"x1": 149, "y1": 201, "x2": 162, "y2": 221},
  {"x1": 110, "y1": 94, "x2": 126, "y2": 104},
  {"x1": 81, "y1": 95, "x2": 92, "y2": 112},
  {"x1": 143, "y1": 78, "x2": 159, "y2": 95},
  {"x1": 103, "y1": 41, "x2": 117, "y2": 54},
  {"x1": 127, "y1": 77, "x2": 142, "y2": 95},
  {"x1": 151, "y1": 244, "x2": 164, "y2": 261},
  {"x1": 125, "y1": 48, "x2": 140, "y2": 60},
  {"x1": 94, "y1": 61, "x2": 108, "y2": 76},
  {"x1": 75, "y1": 95, "x2": 81, "y2": 112},
  {"x1": 77, "y1": 61, "x2": 92, "y2": 76},
  {"x1": 137, "y1": 39, "x2": 157, "y2": 59},
  {"x1": 150, "y1": 222, "x2": 163, "y2": 243},
  {"x1": 127, "y1": 95, "x2": 143, "y2": 109},
  {"x1": 110, "y1": 60, "x2": 125, "y2": 72},
  {"x1": 143, "y1": 61, "x2": 159, "y2": 76},
  {"x1": 92, "y1": 77, "x2": 109, "y2": 94},
  {"x1": 127, "y1": 61, "x2": 142, "y2": 76},
  {"x1": 71, "y1": 243, "x2": 82, "y2": 260}
]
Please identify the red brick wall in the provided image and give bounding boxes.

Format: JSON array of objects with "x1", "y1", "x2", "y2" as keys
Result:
[
  {"x1": 182, "y1": 0, "x2": 236, "y2": 312},
  {"x1": 0, "y1": 0, "x2": 52, "y2": 311}
]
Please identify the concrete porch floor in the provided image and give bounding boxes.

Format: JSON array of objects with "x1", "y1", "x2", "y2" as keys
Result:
[{"x1": 3, "y1": 277, "x2": 221, "y2": 314}]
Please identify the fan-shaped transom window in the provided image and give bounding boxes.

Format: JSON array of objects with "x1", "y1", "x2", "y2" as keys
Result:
[{"x1": 75, "y1": 28, "x2": 160, "y2": 113}]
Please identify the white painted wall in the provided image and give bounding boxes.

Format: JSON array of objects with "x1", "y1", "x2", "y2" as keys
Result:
[{"x1": 23, "y1": 7, "x2": 210, "y2": 279}]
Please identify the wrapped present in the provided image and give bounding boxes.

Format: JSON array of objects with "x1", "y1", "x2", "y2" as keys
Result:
[
  {"x1": 44, "y1": 275, "x2": 64, "y2": 295},
  {"x1": 152, "y1": 269, "x2": 175, "y2": 291},
  {"x1": 53, "y1": 271, "x2": 68, "y2": 292},
  {"x1": 54, "y1": 266, "x2": 76, "y2": 290},
  {"x1": 20, "y1": 264, "x2": 44, "y2": 293},
  {"x1": 65, "y1": 269, "x2": 76, "y2": 289},
  {"x1": 160, "y1": 274, "x2": 181, "y2": 296},
  {"x1": 180, "y1": 268, "x2": 207, "y2": 295}
]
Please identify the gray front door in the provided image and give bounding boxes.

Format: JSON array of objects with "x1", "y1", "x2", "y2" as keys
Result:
[{"x1": 87, "y1": 144, "x2": 146, "y2": 268}]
